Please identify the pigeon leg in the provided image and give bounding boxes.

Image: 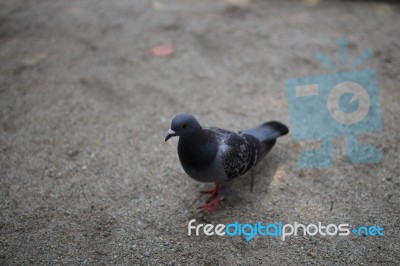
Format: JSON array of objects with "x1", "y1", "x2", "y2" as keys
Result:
[
  {"x1": 199, "y1": 184, "x2": 225, "y2": 212},
  {"x1": 200, "y1": 184, "x2": 221, "y2": 203},
  {"x1": 199, "y1": 195, "x2": 223, "y2": 213}
]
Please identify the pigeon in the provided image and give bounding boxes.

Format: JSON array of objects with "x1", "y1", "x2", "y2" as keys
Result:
[{"x1": 165, "y1": 113, "x2": 289, "y2": 212}]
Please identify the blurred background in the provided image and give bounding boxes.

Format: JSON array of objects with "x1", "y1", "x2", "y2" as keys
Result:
[{"x1": 0, "y1": 0, "x2": 399, "y2": 264}]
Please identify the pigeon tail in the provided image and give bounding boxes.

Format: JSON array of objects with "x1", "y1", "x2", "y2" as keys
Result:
[
  {"x1": 240, "y1": 121, "x2": 288, "y2": 159},
  {"x1": 241, "y1": 121, "x2": 289, "y2": 143}
]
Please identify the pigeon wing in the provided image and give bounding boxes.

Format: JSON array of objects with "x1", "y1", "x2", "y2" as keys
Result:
[{"x1": 215, "y1": 131, "x2": 261, "y2": 180}]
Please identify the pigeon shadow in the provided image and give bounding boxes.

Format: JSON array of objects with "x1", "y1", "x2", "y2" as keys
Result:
[{"x1": 228, "y1": 146, "x2": 283, "y2": 210}]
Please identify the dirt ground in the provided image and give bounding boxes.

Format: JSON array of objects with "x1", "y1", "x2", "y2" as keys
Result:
[{"x1": 1, "y1": 0, "x2": 399, "y2": 264}]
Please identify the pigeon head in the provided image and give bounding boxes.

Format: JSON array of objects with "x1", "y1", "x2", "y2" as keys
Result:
[{"x1": 165, "y1": 113, "x2": 202, "y2": 142}]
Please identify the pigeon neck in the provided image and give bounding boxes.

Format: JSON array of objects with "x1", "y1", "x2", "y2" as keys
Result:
[
  {"x1": 178, "y1": 129, "x2": 217, "y2": 167},
  {"x1": 180, "y1": 128, "x2": 209, "y2": 147}
]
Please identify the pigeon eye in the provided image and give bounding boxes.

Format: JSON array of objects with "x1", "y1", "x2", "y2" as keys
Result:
[{"x1": 182, "y1": 123, "x2": 187, "y2": 129}]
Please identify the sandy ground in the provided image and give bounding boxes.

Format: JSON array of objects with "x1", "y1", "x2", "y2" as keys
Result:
[{"x1": 1, "y1": 0, "x2": 399, "y2": 264}]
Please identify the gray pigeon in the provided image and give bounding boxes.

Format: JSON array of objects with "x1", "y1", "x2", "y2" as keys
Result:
[{"x1": 165, "y1": 113, "x2": 288, "y2": 212}]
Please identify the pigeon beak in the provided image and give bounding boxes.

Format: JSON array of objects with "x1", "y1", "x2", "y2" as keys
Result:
[{"x1": 164, "y1": 129, "x2": 176, "y2": 142}]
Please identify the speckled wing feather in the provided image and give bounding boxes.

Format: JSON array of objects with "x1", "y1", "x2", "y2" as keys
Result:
[
  {"x1": 206, "y1": 127, "x2": 261, "y2": 180},
  {"x1": 223, "y1": 133, "x2": 262, "y2": 179}
]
